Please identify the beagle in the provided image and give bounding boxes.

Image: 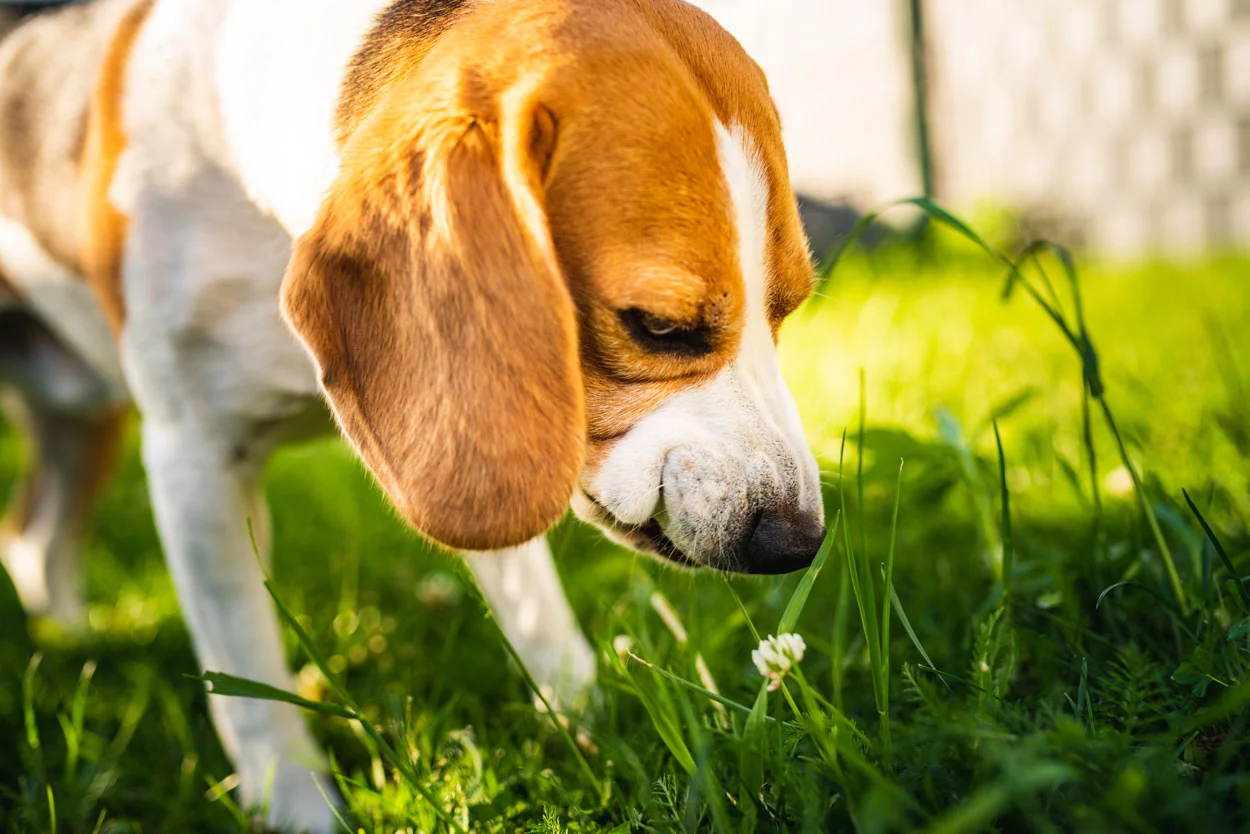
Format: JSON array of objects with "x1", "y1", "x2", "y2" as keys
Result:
[{"x1": 0, "y1": 0, "x2": 825, "y2": 829}]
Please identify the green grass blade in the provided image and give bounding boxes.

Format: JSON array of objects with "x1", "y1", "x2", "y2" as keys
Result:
[
  {"x1": 889, "y1": 587, "x2": 950, "y2": 690},
  {"x1": 263, "y1": 580, "x2": 358, "y2": 709},
  {"x1": 823, "y1": 209, "x2": 883, "y2": 279},
  {"x1": 458, "y1": 570, "x2": 605, "y2": 800},
  {"x1": 194, "y1": 672, "x2": 354, "y2": 719},
  {"x1": 779, "y1": 510, "x2": 841, "y2": 634},
  {"x1": 881, "y1": 462, "x2": 903, "y2": 679},
  {"x1": 1095, "y1": 581, "x2": 1175, "y2": 613},
  {"x1": 840, "y1": 429, "x2": 888, "y2": 747},
  {"x1": 613, "y1": 654, "x2": 696, "y2": 774},
  {"x1": 311, "y1": 771, "x2": 356, "y2": 834},
  {"x1": 1097, "y1": 403, "x2": 1188, "y2": 612},
  {"x1": 1180, "y1": 678, "x2": 1250, "y2": 734},
  {"x1": 625, "y1": 653, "x2": 788, "y2": 725},
  {"x1": 1182, "y1": 488, "x2": 1250, "y2": 613},
  {"x1": 21, "y1": 651, "x2": 47, "y2": 794},
  {"x1": 721, "y1": 577, "x2": 762, "y2": 643},
  {"x1": 995, "y1": 241, "x2": 1184, "y2": 611},
  {"x1": 23, "y1": 652, "x2": 42, "y2": 753},
  {"x1": 1018, "y1": 240, "x2": 1103, "y2": 395},
  {"x1": 64, "y1": 660, "x2": 95, "y2": 785},
  {"x1": 832, "y1": 557, "x2": 851, "y2": 710},
  {"x1": 858, "y1": 370, "x2": 868, "y2": 573},
  {"x1": 739, "y1": 683, "x2": 770, "y2": 803},
  {"x1": 937, "y1": 408, "x2": 1000, "y2": 571},
  {"x1": 683, "y1": 696, "x2": 732, "y2": 834},
  {"x1": 204, "y1": 774, "x2": 251, "y2": 828},
  {"x1": 994, "y1": 422, "x2": 1013, "y2": 598},
  {"x1": 903, "y1": 197, "x2": 1005, "y2": 265}
]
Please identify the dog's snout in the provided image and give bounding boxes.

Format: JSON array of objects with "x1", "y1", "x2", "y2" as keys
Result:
[{"x1": 744, "y1": 509, "x2": 825, "y2": 575}]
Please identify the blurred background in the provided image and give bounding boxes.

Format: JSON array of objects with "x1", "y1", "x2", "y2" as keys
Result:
[{"x1": 698, "y1": 0, "x2": 1250, "y2": 257}]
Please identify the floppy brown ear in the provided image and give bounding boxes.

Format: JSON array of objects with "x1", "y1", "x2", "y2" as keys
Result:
[{"x1": 281, "y1": 101, "x2": 584, "y2": 551}]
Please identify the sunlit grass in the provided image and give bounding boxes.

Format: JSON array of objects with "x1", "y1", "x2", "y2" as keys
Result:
[{"x1": 3, "y1": 215, "x2": 1250, "y2": 831}]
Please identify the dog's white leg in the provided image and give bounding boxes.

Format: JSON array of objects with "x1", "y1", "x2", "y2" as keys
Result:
[
  {"x1": 464, "y1": 538, "x2": 597, "y2": 711},
  {"x1": 0, "y1": 395, "x2": 124, "y2": 626},
  {"x1": 0, "y1": 307, "x2": 124, "y2": 627},
  {"x1": 115, "y1": 157, "x2": 340, "y2": 831},
  {"x1": 140, "y1": 420, "x2": 335, "y2": 834}
]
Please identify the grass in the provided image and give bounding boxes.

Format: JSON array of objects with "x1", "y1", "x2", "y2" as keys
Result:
[{"x1": 3, "y1": 210, "x2": 1250, "y2": 832}]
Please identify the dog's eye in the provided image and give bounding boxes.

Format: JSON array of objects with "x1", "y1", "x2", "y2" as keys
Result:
[
  {"x1": 639, "y1": 311, "x2": 677, "y2": 337},
  {"x1": 619, "y1": 308, "x2": 711, "y2": 357}
]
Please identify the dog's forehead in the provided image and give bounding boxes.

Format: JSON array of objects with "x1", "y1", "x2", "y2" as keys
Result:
[
  {"x1": 541, "y1": 0, "x2": 813, "y2": 329},
  {"x1": 543, "y1": 78, "x2": 737, "y2": 321}
]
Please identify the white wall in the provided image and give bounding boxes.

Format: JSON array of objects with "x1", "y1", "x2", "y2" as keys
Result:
[
  {"x1": 690, "y1": 0, "x2": 921, "y2": 205},
  {"x1": 695, "y1": 0, "x2": 1250, "y2": 255}
]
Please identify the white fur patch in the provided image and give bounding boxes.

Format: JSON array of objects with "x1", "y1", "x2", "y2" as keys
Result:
[
  {"x1": 718, "y1": 122, "x2": 773, "y2": 373},
  {"x1": 116, "y1": 0, "x2": 393, "y2": 239},
  {"x1": 1, "y1": 535, "x2": 52, "y2": 613},
  {"x1": 216, "y1": 0, "x2": 396, "y2": 237},
  {"x1": 715, "y1": 123, "x2": 821, "y2": 515}
]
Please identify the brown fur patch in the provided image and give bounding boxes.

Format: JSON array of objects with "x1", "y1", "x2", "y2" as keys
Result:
[
  {"x1": 0, "y1": 0, "x2": 141, "y2": 275},
  {"x1": 80, "y1": 0, "x2": 154, "y2": 332},
  {"x1": 0, "y1": 267, "x2": 17, "y2": 302},
  {"x1": 335, "y1": 0, "x2": 471, "y2": 144},
  {"x1": 285, "y1": 73, "x2": 585, "y2": 550},
  {"x1": 632, "y1": 0, "x2": 815, "y2": 328},
  {"x1": 69, "y1": 406, "x2": 128, "y2": 535},
  {"x1": 0, "y1": 448, "x2": 41, "y2": 538}
]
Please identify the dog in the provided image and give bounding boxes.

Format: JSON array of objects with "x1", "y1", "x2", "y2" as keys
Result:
[{"x1": 0, "y1": 0, "x2": 826, "y2": 829}]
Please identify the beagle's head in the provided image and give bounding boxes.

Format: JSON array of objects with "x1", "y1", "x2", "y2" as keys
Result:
[{"x1": 282, "y1": 0, "x2": 824, "y2": 574}]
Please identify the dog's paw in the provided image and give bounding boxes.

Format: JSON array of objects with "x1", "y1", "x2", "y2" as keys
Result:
[
  {"x1": 0, "y1": 534, "x2": 86, "y2": 631},
  {"x1": 249, "y1": 764, "x2": 341, "y2": 834},
  {"x1": 530, "y1": 629, "x2": 598, "y2": 716}
]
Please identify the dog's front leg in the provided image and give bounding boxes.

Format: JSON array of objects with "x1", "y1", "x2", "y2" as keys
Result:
[
  {"x1": 140, "y1": 421, "x2": 335, "y2": 833},
  {"x1": 464, "y1": 538, "x2": 597, "y2": 711}
]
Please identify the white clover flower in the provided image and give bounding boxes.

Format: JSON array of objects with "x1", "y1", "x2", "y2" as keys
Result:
[{"x1": 752, "y1": 633, "x2": 806, "y2": 691}]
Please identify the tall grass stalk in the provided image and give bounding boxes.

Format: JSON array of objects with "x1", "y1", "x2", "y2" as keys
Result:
[
  {"x1": 840, "y1": 429, "x2": 890, "y2": 748},
  {"x1": 993, "y1": 422, "x2": 1012, "y2": 601},
  {"x1": 881, "y1": 460, "x2": 904, "y2": 693},
  {"x1": 830, "y1": 196, "x2": 1189, "y2": 612}
]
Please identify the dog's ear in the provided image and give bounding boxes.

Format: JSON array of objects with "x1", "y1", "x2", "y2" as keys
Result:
[{"x1": 281, "y1": 94, "x2": 583, "y2": 551}]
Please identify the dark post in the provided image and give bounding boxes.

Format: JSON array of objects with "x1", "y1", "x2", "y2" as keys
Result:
[{"x1": 906, "y1": 0, "x2": 935, "y2": 201}]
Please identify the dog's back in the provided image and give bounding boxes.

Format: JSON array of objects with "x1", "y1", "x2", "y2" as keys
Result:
[
  {"x1": 0, "y1": 0, "x2": 139, "y2": 274},
  {"x1": 0, "y1": 3, "x2": 49, "y2": 38}
]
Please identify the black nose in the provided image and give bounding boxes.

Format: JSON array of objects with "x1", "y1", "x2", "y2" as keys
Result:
[{"x1": 744, "y1": 510, "x2": 826, "y2": 575}]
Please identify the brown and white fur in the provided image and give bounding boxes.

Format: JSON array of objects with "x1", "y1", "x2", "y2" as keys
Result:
[{"x1": 0, "y1": 0, "x2": 825, "y2": 829}]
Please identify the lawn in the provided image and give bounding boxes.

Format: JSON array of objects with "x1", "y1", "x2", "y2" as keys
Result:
[{"x1": 2, "y1": 220, "x2": 1250, "y2": 832}]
